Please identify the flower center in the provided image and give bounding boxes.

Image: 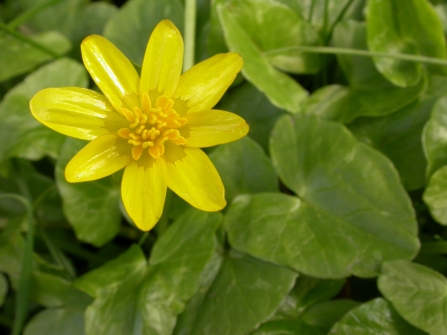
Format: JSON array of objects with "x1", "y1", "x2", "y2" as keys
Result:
[{"x1": 117, "y1": 93, "x2": 187, "y2": 160}]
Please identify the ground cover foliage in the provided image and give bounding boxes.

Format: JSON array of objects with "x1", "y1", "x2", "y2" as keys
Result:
[{"x1": 1, "y1": 0, "x2": 447, "y2": 334}]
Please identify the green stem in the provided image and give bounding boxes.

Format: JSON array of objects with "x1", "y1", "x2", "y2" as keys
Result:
[
  {"x1": 263, "y1": 45, "x2": 447, "y2": 67},
  {"x1": 183, "y1": 0, "x2": 197, "y2": 71},
  {"x1": 0, "y1": 194, "x2": 34, "y2": 335},
  {"x1": 7, "y1": 0, "x2": 63, "y2": 29},
  {"x1": 420, "y1": 241, "x2": 447, "y2": 254},
  {"x1": 0, "y1": 23, "x2": 60, "y2": 58}
]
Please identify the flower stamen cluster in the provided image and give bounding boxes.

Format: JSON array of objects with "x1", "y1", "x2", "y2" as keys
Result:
[{"x1": 117, "y1": 94, "x2": 187, "y2": 160}]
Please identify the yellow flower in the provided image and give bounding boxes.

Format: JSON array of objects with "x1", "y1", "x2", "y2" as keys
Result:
[{"x1": 30, "y1": 20, "x2": 248, "y2": 231}]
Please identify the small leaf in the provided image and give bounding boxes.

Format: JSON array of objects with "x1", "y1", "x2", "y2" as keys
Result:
[
  {"x1": 209, "y1": 137, "x2": 278, "y2": 203},
  {"x1": 301, "y1": 300, "x2": 359, "y2": 330},
  {"x1": 76, "y1": 210, "x2": 222, "y2": 335},
  {"x1": 55, "y1": 138, "x2": 121, "y2": 247},
  {"x1": 23, "y1": 309, "x2": 85, "y2": 335},
  {"x1": 329, "y1": 298, "x2": 426, "y2": 335},
  {"x1": 423, "y1": 166, "x2": 447, "y2": 225},
  {"x1": 216, "y1": 0, "x2": 308, "y2": 113},
  {"x1": 187, "y1": 251, "x2": 297, "y2": 335},
  {"x1": 378, "y1": 261, "x2": 447, "y2": 335},
  {"x1": 0, "y1": 31, "x2": 71, "y2": 82},
  {"x1": 367, "y1": 0, "x2": 447, "y2": 87},
  {"x1": 0, "y1": 58, "x2": 88, "y2": 163},
  {"x1": 423, "y1": 96, "x2": 447, "y2": 178},
  {"x1": 103, "y1": 0, "x2": 184, "y2": 66}
]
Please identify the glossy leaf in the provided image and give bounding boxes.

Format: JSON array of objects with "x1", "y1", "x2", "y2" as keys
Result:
[
  {"x1": 76, "y1": 210, "x2": 222, "y2": 335},
  {"x1": 186, "y1": 251, "x2": 297, "y2": 335},
  {"x1": 216, "y1": 0, "x2": 308, "y2": 113},
  {"x1": 225, "y1": 114, "x2": 419, "y2": 278},
  {"x1": 55, "y1": 138, "x2": 121, "y2": 247},
  {"x1": 209, "y1": 137, "x2": 278, "y2": 203},
  {"x1": 348, "y1": 75, "x2": 447, "y2": 190},
  {"x1": 0, "y1": 31, "x2": 71, "y2": 82},
  {"x1": 275, "y1": 275, "x2": 345, "y2": 318},
  {"x1": 423, "y1": 97, "x2": 447, "y2": 178},
  {"x1": 330, "y1": 298, "x2": 427, "y2": 335},
  {"x1": 217, "y1": 82, "x2": 285, "y2": 152},
  {"x1": 378, "y1": 260, "x2": 447, "y2": 335},
  {"x1": 423, "y1": 166, "x2": 447, "y2": 225},
  {"x1": 367, "y1": 0, "x2": 447, "y2": 87},
  {"x1": 0, "y1": 58, "x2": 88, "y2": 163},
  {"x1": 103, "y1": 0, "x2": 184, "y2": 66}
]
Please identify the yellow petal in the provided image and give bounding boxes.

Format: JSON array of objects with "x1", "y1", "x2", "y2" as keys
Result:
[
  {"x1": 163, "y1": 144, "x2": 226, "y2": 211},
  {"x1": 30, "y1": 87, "x2": 126, "y2": 140},
  {"x1": 81, "y1": 35, "x2": 140, "y2": 111},
  {"x1": 181, "y1": 109, "x2": 249, "y2": 147},
  {"x1": 174, "y1": 53, "x2": 243, "y2": 113},
  {"x1": 65, "y1": 133, "x2": 132, "y2": 182},
  {"x1": 121, "y1": 157, "x2": 167, "y2": 231},
  {"x1": 140, "y1": 20, "x2": 183, "y2": 99}
]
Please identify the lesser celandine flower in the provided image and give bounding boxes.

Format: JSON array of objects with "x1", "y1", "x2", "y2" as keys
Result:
[{"x1": 30, "y1": 20, "x2": 248, "y2": 231}]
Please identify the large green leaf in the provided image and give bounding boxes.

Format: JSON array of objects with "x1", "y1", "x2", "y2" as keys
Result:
[
  {"x1": 422, "y1": 97, "x2": 447, "y2": 178},
  {"x1": 322, "y1": 20, "x2": 425, "y2": 122},
  {"x1": 103, "y1": 0, "x2": 183, "y2": 66},
  {"x1": 182, "y1": 251, "x2": 297, "y2": 335},
  {"x1": 0, "y1": 31, "x2": 71, "y2": 82},
  {"x1": 225, "y1": 114, "x2": 419, "y2": 278},
  {"x1": 209, "y1": 137, "x2": 278, "y2": 203},
  {"x1": 216, "y1": 82, "x2": 285, "y2": 152},
  {"x1": 330, "y1": 298, "x2": 427, "y2": 335},
  {"x1": 301, "y1": 300, "x2": 359, "y2": 331},
  {"x1": 75, "y1": 210, "x2": 222, "y2": 335},
  {"x1": 367, "y1": 0, "x2": 447, "y2": 87},
  {"x1": 348, "y1": 75, "x2": 447, "y2": 190},
  {"x1": 0, "y1": 58, "x2": 88, "y2": 163},
  {"x1": 423, "y1": 165, "x2": 447, "y2": 225},
  {"x1": 55, "y1": 138, "x2": 121, "y2": 247},
  {"x1": 216, "y1": 0, "x2": 308, "y2": 113},
  {"x1": 23, "y1": 309, "x2": 85, "y2": 335},
  {"x1": 378, "y1": 260, "x2": 447, "y2": 335}
]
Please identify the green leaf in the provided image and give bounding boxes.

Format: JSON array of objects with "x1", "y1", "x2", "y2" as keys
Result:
[
  {"x1": 217, "y1": 82, "x2": 285, "y2": 152},
  {"x1": 23, "y1": 309, "x2": 85, "y2": 335},
  {"x1": 301, "y1": 300, "x2": 359, "y2": 330},
  {"x1": 209, "y1": 137, "x2": 278, "y2": 203},
  {"x1": 225, "y1": 114, "x2": 419, "y2": 278},
  {"x1": 75, "y1": 210, "x2": 222, "y2": 335},
  {"x1": 55, "y1": 138, "x2": 121, "y2": 247},
  {"x1": 330, "y1": 298, "x2": 427, "y2": 335},
  {"x1": 250, "y1": 319, "x2": 325, "y2": 335},
  {"x1": 348, "y1": 75, "x2": 447, "y2": 190},
  {"x1": 0, "y1": 31, "x2": 71, "y2": 82},
  {"x1": 422, "y1": 97, "x2": 447, "y2": 178},
  {"x1": 378, "y1": 260, "x2": 447, "y2": 335},
  {"x1": 185, "y1": 251, "x2": 297, "y2": 335},
  {"x1": 424, "y1": 166, "x2": 447, "y2": 225},
  {"x1": 275, "y1": 275, "x2": 345, "y2": 318},
  {"x1": 367, "y1": 0, "x2": 446, "y2": 87},
  {"x1": 322, "y1": 20, "x2": 425, "y2": 122},
  {"x1": 216, "y1": 0, "x2": 308, "y2": 113},
  {"x1": 0, "y1": 58, "x2": 88, "y2": 163},
  {"x1": 0, "y1": 273, "x2": 8, "y2": 308},
  {"x1": 103, "y1": 0, "x2": 184, "y2": 66}
]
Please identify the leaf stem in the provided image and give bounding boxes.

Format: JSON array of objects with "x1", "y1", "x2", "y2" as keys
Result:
[
  {"x1": 0, "y1": 194, "x2": 34, "y2": 335},
  {"x1": 183, "y1": 0, "x2": 197, "y2": 71},
  {"x1": 0, "y1": 22, "x2": 60, "y2": 58},
  {"x1": 7, "y1": 0, "x2": 63, "y2": 29},
  {"x1": 263, "y1": 45, "x2": 447, "y2": 67}
]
